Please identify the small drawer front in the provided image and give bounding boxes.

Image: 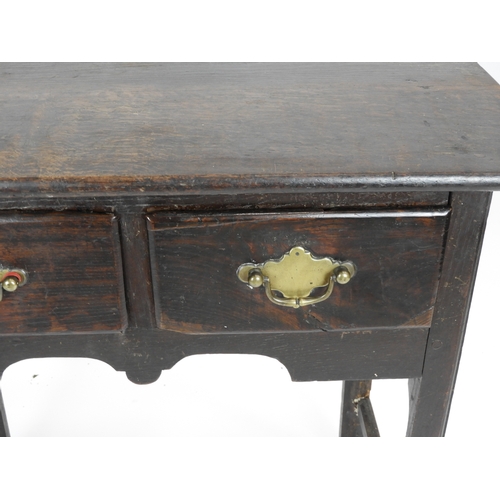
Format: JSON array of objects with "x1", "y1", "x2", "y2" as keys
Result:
[
  {"x1": 0, "y1": 213, "x2": 127, "y2": 334},
  {"x1": 148, "y1": 210, "x2": 448, "y2": 334}
]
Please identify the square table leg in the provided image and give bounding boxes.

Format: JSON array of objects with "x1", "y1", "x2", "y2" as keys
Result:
[{"x1": 407, "y1": 191, "x2": 492, "y2": 436}]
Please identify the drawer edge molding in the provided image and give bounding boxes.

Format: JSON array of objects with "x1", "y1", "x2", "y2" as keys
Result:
[{"x1": 147, "y1": 208, "x2": 451, "y2": 231}]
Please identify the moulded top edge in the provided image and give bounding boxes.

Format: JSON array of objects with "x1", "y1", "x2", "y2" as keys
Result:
[{"x1": 0, "y1": 174, "x2": 500, "y2": 198}]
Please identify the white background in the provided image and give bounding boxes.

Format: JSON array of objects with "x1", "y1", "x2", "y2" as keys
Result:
[{"x1": 2, "y1": 63, "x2": 499, "y2": 439}]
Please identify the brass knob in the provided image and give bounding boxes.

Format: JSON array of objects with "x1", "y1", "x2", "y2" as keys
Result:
[
  {"x1": 2, "y1": 277, "x2": 19, "y2": 292},
  {"x1": 248, "y1": 270, "x2": 264, "y2": 288},
  {"x1": 335, "y1": 267, "x2": 352, "y2": 285},
  {"x1": 0, "y1": 268, "x2": 27, "y2": 301}
]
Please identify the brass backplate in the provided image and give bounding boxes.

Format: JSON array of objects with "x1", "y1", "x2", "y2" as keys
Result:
[{"x1": 238, "y1": 246, "x2": 345, "y2": 298}]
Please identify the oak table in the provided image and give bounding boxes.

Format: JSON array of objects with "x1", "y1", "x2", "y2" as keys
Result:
[{"x1": 1, "y1": 63, "x2": 499, "y2": 436}]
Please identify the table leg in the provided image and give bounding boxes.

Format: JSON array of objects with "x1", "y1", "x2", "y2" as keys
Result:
[
  {"x1": 407, "y1": 191, "x2": 492, "y2": 436},
  {"x1": 339, "y1": 380, "x2": 379, "y2": 437},
  {"x1": 0, "y1": 381, "x2": 10, "y2": 437}
]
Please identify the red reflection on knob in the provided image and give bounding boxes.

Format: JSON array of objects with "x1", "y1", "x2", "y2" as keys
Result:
[{"x1": 3, "y1": 272, "x2": 22, "y2": 283}]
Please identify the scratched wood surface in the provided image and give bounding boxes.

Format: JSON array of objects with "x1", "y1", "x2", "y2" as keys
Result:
[
  {"x1": 0, "y1": 213, "x2": 127, "y2": 334},
  {"x1": 148, "y1": 210, "x2": 448, "y2": 334},
  {"x1": 0, "y1": 191, "x2": 450, "y2": 212},
  {"x1": 1, "y1": 63, "x2": 500, "y2": 196}
]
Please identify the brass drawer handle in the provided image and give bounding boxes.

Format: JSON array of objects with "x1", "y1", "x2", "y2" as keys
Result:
[
  {"x1": 237, "y1": 246, "x2": 356, "y2": 308},
  {"x1": 0, "y1": 268, "x2": 28, "y2": 301}
]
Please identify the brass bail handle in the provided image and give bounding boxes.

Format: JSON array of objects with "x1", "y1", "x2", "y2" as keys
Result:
[
  {"x1": 0, "y1": 267, "x2": 28, "y2": 301},
  {"x1": 237, "y1": 246, "x2": 356, "y2": 309}
]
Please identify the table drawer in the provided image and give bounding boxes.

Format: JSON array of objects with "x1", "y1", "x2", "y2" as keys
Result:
[
  {"x1": 0, "y1": 213, "x2": 127, "y2": 335},
  {"x1": 148, "y1": 209, "x2": 448, "y2": 334}
]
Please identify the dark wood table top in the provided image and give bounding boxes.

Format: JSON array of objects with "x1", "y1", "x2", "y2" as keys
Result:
[{"x1": 1, "y1": 62, "x2": 500, "y2": 196}]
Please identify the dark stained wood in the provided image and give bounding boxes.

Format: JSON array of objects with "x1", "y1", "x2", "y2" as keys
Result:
[
  {"x1": 2, "y1": 174, "x2": 499, "y2": 198},
  {"x1": 0, "y1": 192, "x2": 449, "y2": 220},
  {"x1": 406, "y1": 191, "x2": 492, "y2": 436},
  {"x1": 0, "y1": 327, "x2": 428, "y2": 385},
  {"x1": 1, "y1": 64, "x2": 500, "y2": 196},
  {"x1": 0, "y1": 382, "x2": 9, "y2": 437},
  {"x1": 0, "y1": 213, "x2": 127, "y2": 334},
  {"x1": 148, "y1": 210, "x2": 448, "y2": 334},
  {"x1": 357, "y1": 397, "x2": 380, "y2": 437},
  {"x1": 142, "y1": 192, "x2": 450, "y2": 211},
  {"x1": 118, "y1": 211, "x2": 155, "y2": 329},
  {"x1": 149, "y1": 208, "x2": 449, "y2": 229},
  {"x1": 340, "y1": 380, "x2": 370, "y2": 437},
  {"x1": 340, "y1": 380, "x2": 380, "y2": 437},
  {"x1": 0, "y1": 63, "x2": 498, "y2": 435}
]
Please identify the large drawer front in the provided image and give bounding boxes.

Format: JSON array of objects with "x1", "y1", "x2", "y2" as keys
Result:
[
  {"x1": 148, "y1": 210, "x2": 448, "y2": 334},
  {"x1": 0, "y1": 213, "x2": 127, "y2": 334}
]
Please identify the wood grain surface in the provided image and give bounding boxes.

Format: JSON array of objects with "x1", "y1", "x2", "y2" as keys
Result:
[
  {"x1": 0, "y1": 191, "x2": 450, "y2": 212},
  {"x1": 0, "y1": 213, "x2": 127, "y2": 334},
  {"x1": 148, "y1": 209, "x2": 448, "y2": 334},
  {"x1": 0, "y1": 63, "x2": 496, "y2": 435},
  {"x1": 1, "y1": 63, "x2": 500, "y2": 195}
]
